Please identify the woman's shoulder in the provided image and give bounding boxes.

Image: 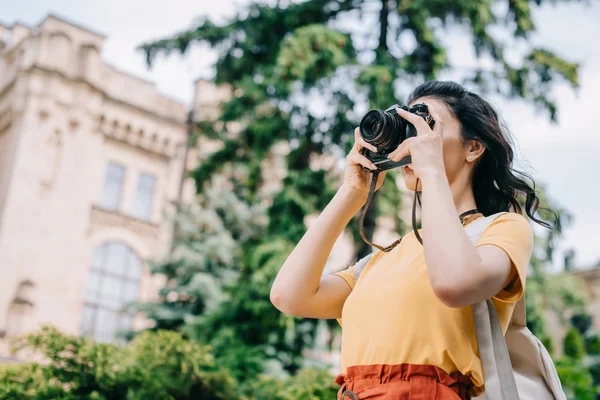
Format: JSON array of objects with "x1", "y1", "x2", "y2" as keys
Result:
[
  {"x1": 487, "y1": 212, "x2": 531, "y2": 230},
  {"x1": 480, "y1": 212, "x2": 534, "y2": 248}
]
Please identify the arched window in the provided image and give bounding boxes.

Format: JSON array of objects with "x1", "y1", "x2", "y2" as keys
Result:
[{"x1": 81, "y1": 242, "x2": 142, "y2": 343}]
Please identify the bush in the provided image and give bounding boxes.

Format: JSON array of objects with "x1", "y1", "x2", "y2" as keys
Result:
[
  {"x1": 556, "y1": 359, "x2": 596, "y2": 400},
  {"x1": 564, "y1": 328, "x2": 586, "y2": 362},
  {"x1": 571, "y1": 313, "x2": 593, "y2": 336},
  {"x1": 588, "y1": 362, "x2": 600, "y2": 386},
  {"x1": 241, "y1": 368, "x2": 338, "y2": 400},
  {"x1": 0, "y1": 326, "x2": 343, "y2": 400},
  {"x1": 0, "y1": 326, "x2": 236, "y2": 400},
  {"x1": 586, "y1": 334, "x2": 600, "y2": 355}
]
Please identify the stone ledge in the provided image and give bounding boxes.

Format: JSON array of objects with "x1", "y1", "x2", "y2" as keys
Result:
[{"x1": 89, "y1": 205, "x2": 160, "y2": 238}]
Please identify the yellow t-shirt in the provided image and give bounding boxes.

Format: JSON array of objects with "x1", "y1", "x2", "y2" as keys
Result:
[{"x1": 334, "y1": 212, "x2": 533, "y2": 390}]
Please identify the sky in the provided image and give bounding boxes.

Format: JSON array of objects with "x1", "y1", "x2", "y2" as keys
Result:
[{"x1": 2, "y1": 0, "x2": 599, "y2": 270}]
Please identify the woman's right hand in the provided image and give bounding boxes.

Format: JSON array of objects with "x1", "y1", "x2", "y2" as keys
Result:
[{"x1": 342, "y1": 127, "x2": 387, "y2": 197}]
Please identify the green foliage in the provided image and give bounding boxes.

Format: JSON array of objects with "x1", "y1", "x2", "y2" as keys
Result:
[
  {"x1": 586, "y1": 335, "x2": 600, "y2": 355},
  {"x1": 268, "y1": 169, "x2": 337, "y2": 242},
  {"x1": 589, "y1": 362, "x2": 600, "y2": 386},
  {"x1": 556, "y1": 317, "x2": 600, "y2": 399},
  {"x1": 525, "y1": 270, "x2": 589, "y2": 337},
  {"x1": 188, "y1": 237, "x2": 307, "y2": 375},
  {"x1": 523, "y1": 184, "x2": 590, "y2": 358},
  {"x1": 564, "y1": 328, "x2": 586, "y2": 362},
  {"x1": 240, "y1": 368, "x2": 338, "y2": 400},
  {"x1": 541, "y1": 335, "x2": 554, "y2": 356},
  {"x1": 0, "y1": 326, "x2": 236, "y2": 400},
  {"x1": 277, "y1": 25, "x2": 354, "y2": 84},
  {"x1": 556, "y1": 359, "x2": 596, "y2": 400},
  {"x1": 141, "y1": 182, "x2": 320, "y2": 376},
  {"x1": 571, "y1": 313, "x2": 593, "y2": 336},
  {"x1": 137, "y1": 189, "x2": 266, "y2": 331},
  {"x1": 357, "y1": 65, "x2": 397, "y2": 109},
  {"x1": 0, "y1": 327, "x2": 339, "y2": 400}
]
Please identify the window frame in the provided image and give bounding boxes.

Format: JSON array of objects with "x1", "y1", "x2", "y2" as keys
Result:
[
  {"x1": 99, "y1": 162, "x2": 126, "y2": 211},
  {"x1": 81, "y1": 242, "x2": 142, "y2": 343},
  {"x1": 130, "y1": 172, "x2": 156, "y2": 221}
]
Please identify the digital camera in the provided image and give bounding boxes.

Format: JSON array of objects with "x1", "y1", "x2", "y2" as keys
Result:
[{"x1": 359, "y1": 103, "x2": 435, "y2": 171}]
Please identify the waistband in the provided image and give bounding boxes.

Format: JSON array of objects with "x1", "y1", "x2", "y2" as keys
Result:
[{"x1": 335, "y1": 364, "x2": 473, "y2": 400}]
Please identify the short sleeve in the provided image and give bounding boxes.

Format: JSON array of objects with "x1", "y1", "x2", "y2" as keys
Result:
[
  {"x1": 333, "y1": 252, "x2": 377, "y2": 291},
  {"x1": 475, "y1": 213, "x2": 533, "y2": 303},
  {"x1": 334, "y1": 265, "x2": 356, "y2": 290}
]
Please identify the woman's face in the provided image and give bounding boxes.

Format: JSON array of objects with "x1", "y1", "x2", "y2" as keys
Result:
[{"x1": 402, "y1": 97, "x2": 470, "y2": 191}]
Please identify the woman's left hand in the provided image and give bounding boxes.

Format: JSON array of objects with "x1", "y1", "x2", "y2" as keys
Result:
[{"x1": 387, "y1": 107, "x2": 445, "y2": 179}]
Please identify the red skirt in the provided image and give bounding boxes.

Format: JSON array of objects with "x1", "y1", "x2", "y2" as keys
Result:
[{"x1": 335, "y1": 364, "x2": 473, "y2": 400}]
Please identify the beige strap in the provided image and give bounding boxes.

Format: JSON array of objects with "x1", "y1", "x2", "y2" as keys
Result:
[
  {"x1": 466, "y1": 212, "x2": 520, "y2": 399},
  {"x1": 473, "y1": 300, "x2": 504, "y2": 400},
  {"x1": 474, "y1": 299, "x2": 521, "y2": 400}
]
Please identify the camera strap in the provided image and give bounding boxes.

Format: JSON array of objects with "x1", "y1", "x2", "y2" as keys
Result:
[
  {"x1": 358, "y1": 169, "x2": 401, "y2": 252},
  {"x1": 359, "y1": 170, "x2": 480, "y2": 251}
]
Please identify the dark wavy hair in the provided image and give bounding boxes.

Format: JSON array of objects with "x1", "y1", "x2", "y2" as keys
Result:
[{"x1": 407, "y1": 80, "x2": 550, "y2": 229}]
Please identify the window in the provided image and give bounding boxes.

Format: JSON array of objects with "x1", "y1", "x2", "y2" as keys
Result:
[
  {"x1": 131, "y1": 173, "x2": 156, "y2": 220},
  {"x1": 81, "y1": 242, "x2": 142, "y2": 343},
  {"x1": 100, "y1": 163, "x2": 125, "y2": 210}
]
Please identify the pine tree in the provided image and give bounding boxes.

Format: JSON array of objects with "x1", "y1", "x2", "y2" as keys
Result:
[
  {"x1": 138, "y1": 185, "x2": 267, "y2": 331},
  {"x1": 140, "y1": 0, "x2": 579, "y2": 257}
]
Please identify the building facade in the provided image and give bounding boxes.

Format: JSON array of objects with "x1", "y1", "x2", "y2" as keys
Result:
[{"x1": 0, "y1": 15, "x2": 199, "y2": 359}]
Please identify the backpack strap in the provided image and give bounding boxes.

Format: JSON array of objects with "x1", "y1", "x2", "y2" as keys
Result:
[
  {"x1": 465, "y1": 212, "x2": 522, "y2": 400},
  {"x1": 352, "y1": 252, "x2": 375, "y2": 283},
  {"x1": 473, "y1": 299, "x2": 521, "y2": 400}
]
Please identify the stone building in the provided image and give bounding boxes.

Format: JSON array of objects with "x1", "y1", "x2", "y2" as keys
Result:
[{"x1": 0, "y1": 14, "x2": 202, "y2": 360}]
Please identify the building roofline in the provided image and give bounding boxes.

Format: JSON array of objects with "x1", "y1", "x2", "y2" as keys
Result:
[
  {"x1": 39, "y1": 13, "x2": 107, "y2": 39},
  {"x1": 105, "y1": 63, "x2": 190, "y2": 108},
  {"x1": 7, "y1": 21, "x2": 31, "y2": 30},
  {"x1": 7, "y1": 65, "x2": 187, "y2": 127},
  {"x1": 106, "y1": 63, "x2": 156, "y2": 86}
]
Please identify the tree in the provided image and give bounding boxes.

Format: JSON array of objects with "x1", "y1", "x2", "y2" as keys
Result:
[
  {"x1": 138, "y1": 0, "x2": 582, "y2": 383},
  {"x1": 140, "y1": 177, "x2": 322, "y2": 377},
  {"x1": 564, "y1": 328, "x2": 586, "y2": 362},
  {"x1": 519, "y1": 183, "x2": 590, "y2": 353},
  {"x1": 140, "y1": 0, "x2": 579, "y2": 257},
  {"x1": 137, "y1": 186, "x2": 267, "y2": 332},
  {"x1": 556, "y1": 324, "x2": 599, "y2": 399}
]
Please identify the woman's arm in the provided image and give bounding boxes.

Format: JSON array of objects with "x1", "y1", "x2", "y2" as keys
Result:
[
  {"x1": 420, "y1": 170, "x2": 514, "y2": 308},
  {"x1": 270, "y1": 185, "x2": 366, "y2": 319},
  {"x1": 271, "y1": 128, "x2": 387, "y2": 319}
]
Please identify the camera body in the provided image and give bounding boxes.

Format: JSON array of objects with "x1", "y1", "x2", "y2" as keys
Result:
[{"x1": 359, "y1": 103, "x2": 435, "y2": 171}]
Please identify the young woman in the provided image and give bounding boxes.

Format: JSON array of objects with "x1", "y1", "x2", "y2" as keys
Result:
[{"x1": 270, "y1": 81, "x2": 547, "y2": 399}]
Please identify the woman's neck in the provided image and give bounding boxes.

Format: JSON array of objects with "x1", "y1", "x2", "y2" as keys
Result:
[{"x1": 450, "y1": 181, "x2": 478, "y2": 218}]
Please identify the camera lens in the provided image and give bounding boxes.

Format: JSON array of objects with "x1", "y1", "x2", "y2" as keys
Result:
[{"x1": 359, "y1": 109, "x2": 403, "y2": 151}]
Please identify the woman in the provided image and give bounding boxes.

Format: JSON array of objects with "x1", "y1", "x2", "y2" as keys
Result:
[{"x1": 270, "y1": 81, "x2": 548, "y2": 399}]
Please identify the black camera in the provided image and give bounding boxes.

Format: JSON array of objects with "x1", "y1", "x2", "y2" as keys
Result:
[{"x1": 359, "y1": 103, "x2": 435, "y2": 171}]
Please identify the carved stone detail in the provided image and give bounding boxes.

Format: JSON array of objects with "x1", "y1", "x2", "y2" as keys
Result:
[{"x1": 89, "y1": 205, "x2": 159, "y2": 238}]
